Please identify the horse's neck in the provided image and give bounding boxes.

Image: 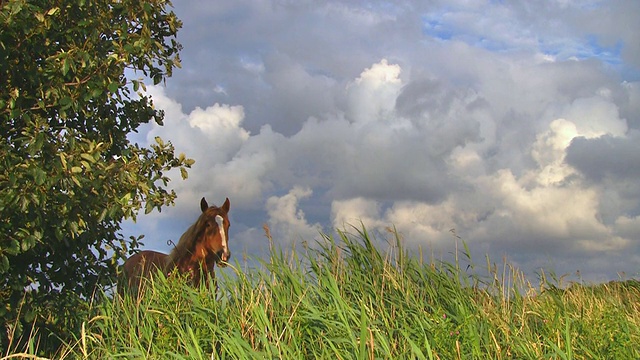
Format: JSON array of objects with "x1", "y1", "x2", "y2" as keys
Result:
[
  {"x1": 168, "y1": 223, "x2": 199, "y2": 263},
  {"x1": 175, "y1": 256, "x2": 195, "y2": 271}
]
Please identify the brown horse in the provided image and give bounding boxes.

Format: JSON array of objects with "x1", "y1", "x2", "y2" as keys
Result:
[{"x1": 119, "y1": 197, "x2": 231, "y2": 294}]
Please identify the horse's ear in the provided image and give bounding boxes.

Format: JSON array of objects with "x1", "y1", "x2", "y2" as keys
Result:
[
  {"x1": 200, "y1": 197, "x2": 209, "y2": 212},
  {"x1": 221, "y1": 197, "x2": 230, "y2": 213}
]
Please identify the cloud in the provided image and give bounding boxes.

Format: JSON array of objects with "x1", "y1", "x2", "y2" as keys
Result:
[
  {"x1": 576, "y1": 0, "x2": 640, "y2": 68},
  {"x1": 266, "y1": 186, "x2": 322, "y2": 242},
  {"x1": 328, "y1": 107, "x2": 637, "y2": 273},
  {"x1": 123, "y1": 1, "x2": 640, "y2": 282},
  {"x1": 331, "y1": 197, "x2": 384, "y2": 230},
  {"x1": 346, "y1": 59, "x2": 402, "y2": 124},
  {"x1": 566, "y1": 132, "x2": 640, "y2": 182},
  {"x1": 188, "y1": 103, "x2": 247, "y2": 142},
  {"x1": 565, "y1": 131, "x2": 640, "y2": 226},
  {"x1": 143, "y1": 86, "x2": 249, "y2": 164}
]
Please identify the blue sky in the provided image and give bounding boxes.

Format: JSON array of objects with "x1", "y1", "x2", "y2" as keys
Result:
[{"x1": 124, "y1": 0, "x2": 640, "y2": 283}]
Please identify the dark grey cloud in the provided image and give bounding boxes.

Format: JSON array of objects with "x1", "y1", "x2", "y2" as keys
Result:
[{"x1": 566, "y1": 132, "x2": 640, "y2": 182}]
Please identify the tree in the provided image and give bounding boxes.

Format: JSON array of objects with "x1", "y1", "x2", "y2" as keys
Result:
[{"x1": 0, "y1": 0, "x2": 192, "y2": 352}]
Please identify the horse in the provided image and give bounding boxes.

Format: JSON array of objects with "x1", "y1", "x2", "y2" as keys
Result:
[{"x1": 119, "y1": 197, "x2": 231, "y2": 294}]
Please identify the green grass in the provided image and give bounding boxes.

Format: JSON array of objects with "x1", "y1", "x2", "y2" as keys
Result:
[{"x1": 5, "y1": 226, "x2": 640, "y2": 359}]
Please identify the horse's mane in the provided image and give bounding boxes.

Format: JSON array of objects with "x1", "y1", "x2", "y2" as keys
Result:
[{"x1": 165, "y1": 214, "x2": 206, "y2": 268}]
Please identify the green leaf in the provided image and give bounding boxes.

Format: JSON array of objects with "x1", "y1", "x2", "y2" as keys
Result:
[
  {"x1": 70, "y1": 221, "x2": 79, "y2": 234},
  {"x1": 145, "y1": 200, "x2": 154, "y2": 214},
  {"x1": 0, "y1": 255, "x2": 9, "y2": 273},
  {"x1": 59, "y1": 153, "x2": 68, "y2": 169},
  {"x1": 71, "y1": 166, "x2": 83, "y2": 173},
  {"x1": 8, "y1": 1, "x2": 23, "y2": 15},
  {"x1": 34, "y1": 168, "x2": 46, "y2": 186},
  {"x1": 153, "y1": 73, "x2": 163, "y2": 85},
  {"x1": 98, "y1": 208, "x2": 108, "y2": 222},
  {"x1": 62, "y1": 57, "x2": 71, "y2": 76},
  {"x1": 120, "y1": 192, "x2": 131, "y2": 204},
  {"x1": 59, "y1": 96, "x2": 72, "y2": 109},
  {"x1": 7, "y1": 239, "x2": 21, "y2": 254},
  {"x1": 91, "y1": 88, "x2": 103, "y2": 98},
  {"x1": 80, "y1": 153, "x2": 96, "y2": 163},
  {"x1": 71, "y1": 175, "x2": 81, "y2": 186},
  {"x1": 108, "y1": 82, "x2": 119, "y2": 93},
  {"x1": 21, "y1": 235, "x2": 37, "y2": 251}
]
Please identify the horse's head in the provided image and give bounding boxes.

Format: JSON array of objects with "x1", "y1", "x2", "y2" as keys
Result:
[{"x1": 198, "y1": 197, "x2": 231, "y2": 267}]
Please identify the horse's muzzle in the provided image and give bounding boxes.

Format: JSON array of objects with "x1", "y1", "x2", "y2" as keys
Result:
[{"x1": 216, "y1": 250, "x2": 231, "y2": 267}]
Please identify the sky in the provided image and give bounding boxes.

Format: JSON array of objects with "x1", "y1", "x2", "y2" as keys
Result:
[{"x1": 124, "y1": 0, "x2": 640, "y2": 283}]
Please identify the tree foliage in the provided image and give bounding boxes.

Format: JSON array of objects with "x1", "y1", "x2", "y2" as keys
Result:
[{"x1": 0, "y1": 0, "x2": 192, "y2": 352}]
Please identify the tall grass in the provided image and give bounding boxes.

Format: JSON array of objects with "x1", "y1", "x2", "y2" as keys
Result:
[{"x1": 6, "y1": 226, "x2": 640, "y2": 359}]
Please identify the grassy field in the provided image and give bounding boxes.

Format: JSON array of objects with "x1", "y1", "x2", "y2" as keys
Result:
[{"x1": 6, "y1": 227, "x2": 640, "y2": 359}]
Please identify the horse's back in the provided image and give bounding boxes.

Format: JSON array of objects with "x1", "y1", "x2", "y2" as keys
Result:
[{"x1": 119, "y1": 250, "x2": 168, "y2": 295}]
